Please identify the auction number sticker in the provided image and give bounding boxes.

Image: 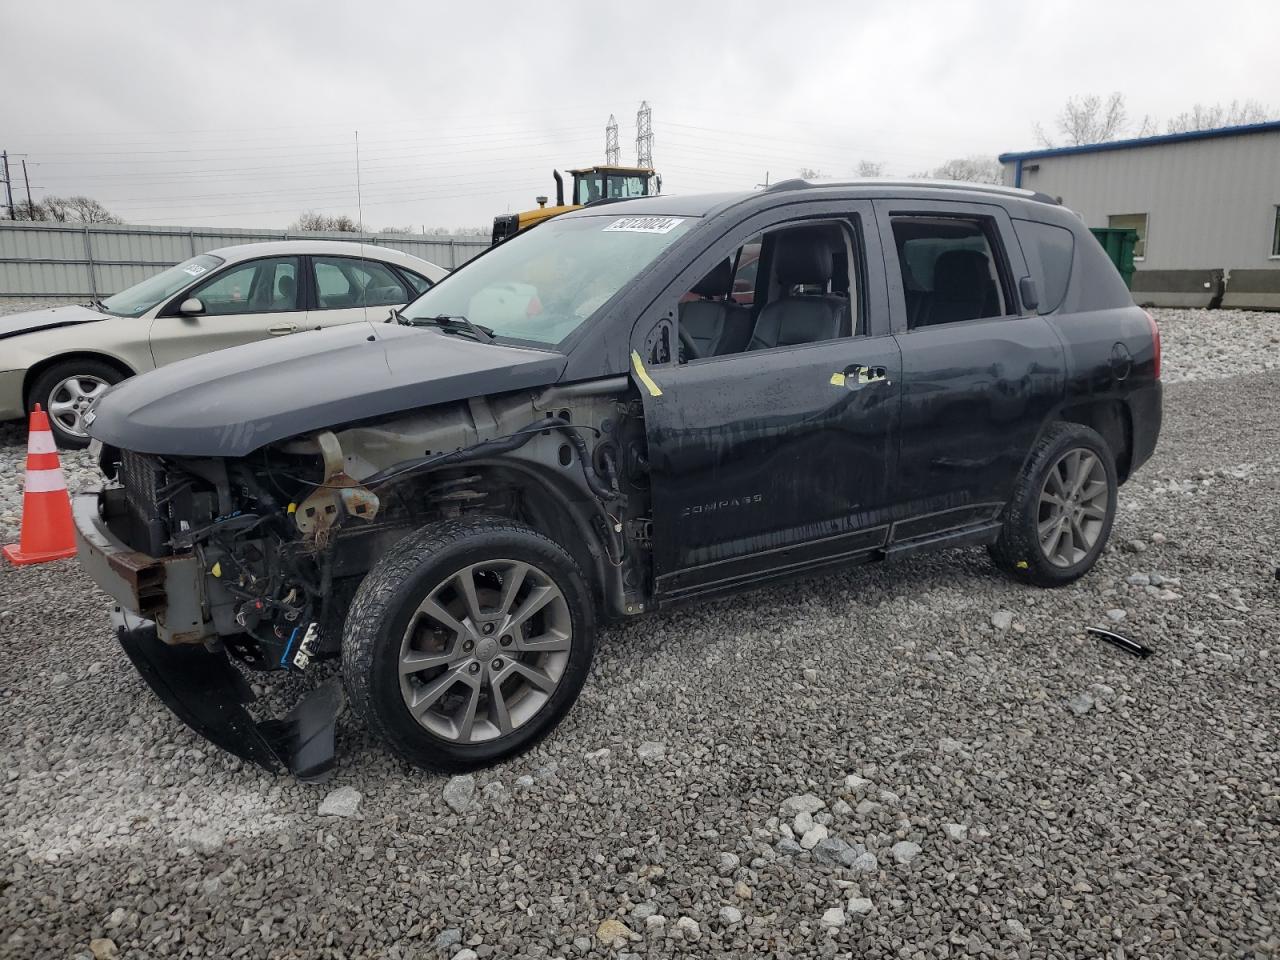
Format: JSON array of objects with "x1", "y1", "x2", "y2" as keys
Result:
[
  {"x1": 604, "y1": 216, "x2": 685, "y2": 234},
  {"x1": 181, "y1": 263, "x2": 209, "y2": 276}
]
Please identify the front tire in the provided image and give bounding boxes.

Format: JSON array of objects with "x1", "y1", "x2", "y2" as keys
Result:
[
  {"x1": 27, "y1": 358, "x2": 126, "y2": 448},
  {"x1": 342, "y1": 516, "x2": 595, "y2": 772},
  {"x1": 989, "y1": 422, "x2": 1118, "y2": 587}
]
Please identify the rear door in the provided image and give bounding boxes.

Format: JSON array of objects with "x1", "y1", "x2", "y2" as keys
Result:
[
  {"x1": 148, "y1": 255, "x2": 303, "y2": 366},
  {"x1": 308, "y1": 254, "x2": 413, "y2": 329},
  {"x1": 632, "y1": 200, "x2": 903, "y2": 599},
  {"x1": 874, "y1": 198, "x2": 1066, "y2": 540}
]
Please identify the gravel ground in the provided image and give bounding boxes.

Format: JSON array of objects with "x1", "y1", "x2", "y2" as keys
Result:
[{"x1": 1, "y1": 303, "x2": 1279, "y2": 959}]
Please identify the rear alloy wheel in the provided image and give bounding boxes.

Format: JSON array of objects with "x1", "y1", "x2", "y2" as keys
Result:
[
  {"x1": 28, "y1": 358, "x2": 126, "y2": 448},
  {"x1": 342, "y1": 517, "x2": 594, "y2": 771},
  {"x1": 989, "y1": 422, "x2": 1118, "y2": 587}
]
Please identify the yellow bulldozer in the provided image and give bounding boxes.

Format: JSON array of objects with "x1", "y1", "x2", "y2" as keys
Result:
[{"x1": 491, "y1": 165, "x2": 661, "y2": 245}]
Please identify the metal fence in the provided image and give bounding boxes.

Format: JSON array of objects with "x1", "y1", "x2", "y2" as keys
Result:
[{"x1": 0, "y1": 221, "x2": 490, "y2": 299}]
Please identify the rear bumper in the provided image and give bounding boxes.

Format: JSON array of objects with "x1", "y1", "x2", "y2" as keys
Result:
[{"x1": 1127, "y1": 381, "x2": 1162, "y2": 475}]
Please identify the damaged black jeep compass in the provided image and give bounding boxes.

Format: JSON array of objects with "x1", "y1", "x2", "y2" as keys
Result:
[{"x1": 75, "y1": 180, "x2": 1162, "y2": 777}]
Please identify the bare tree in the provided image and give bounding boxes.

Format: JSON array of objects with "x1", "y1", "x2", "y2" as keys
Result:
[
  {"x1": 797, "y1": 167, "x2": 824, "y2": 180},
  {"x1": 290, "y1": 211, "x2": 362, "y2": 232},
  {"x1": 925, "y1": 156, "x2": 1003, "y2": 184},
  {"x1": 1035, "y1": 92, "x2": 1130, "y2": 147},
  {"x1": 1166, "y1": 99, "x2": 1273, "y2": 133},
  {"x1": 11, "y1": 199, "x2": 45, "y2": 221},
  {"x1": 855, "y1": 160, "x2": 884, "y2": 177},
  {"x1": 40, "y1": 195, "x2": 122, "y2": 223}
]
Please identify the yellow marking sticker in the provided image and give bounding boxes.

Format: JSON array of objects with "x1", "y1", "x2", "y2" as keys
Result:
[
  {"x1": 287, "y1": 502, "x2": 297, "y2": 514},
  {"x1": 829, "y1": 372, "x2": 846, "y2": 387},
  {"x1": 630, "y1": 350, "x2": 664, "y2": 397},
  {"x1": 210, "y1": 561, "x2": 222, "y2": 578},
  {"x1": 1016, "y1": 560, "x2": 1029, "y2": 569}
]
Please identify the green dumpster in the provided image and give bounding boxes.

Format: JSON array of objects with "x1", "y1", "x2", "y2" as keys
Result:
[{"x1": 1089, "y1": 227, "x2": 1138, "y2": 289}]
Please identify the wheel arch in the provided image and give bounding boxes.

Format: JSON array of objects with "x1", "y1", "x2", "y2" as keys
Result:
[
  {"x1": 389, "y1": 457, "x2": 623, "y2": 620},
  {"x1": 22, "y1": 351, "x2": 136, "y2": 407},
  {"x1": 1055, "y1": 399, "x2": 1134, "y2": 482}
]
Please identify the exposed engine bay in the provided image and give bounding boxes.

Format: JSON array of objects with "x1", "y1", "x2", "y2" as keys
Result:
[{"x1": 96, "y1": 379, "x2": 652, "y2": 677}]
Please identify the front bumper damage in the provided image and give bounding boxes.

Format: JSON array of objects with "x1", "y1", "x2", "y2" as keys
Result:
[{"x1": 74, "y1": 490, "x2": 341, "y2": 780}]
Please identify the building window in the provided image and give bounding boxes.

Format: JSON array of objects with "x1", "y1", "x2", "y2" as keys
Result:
[
  {"x1": 1108, "y1": 213, "x2": 1148, "y2": 259},
  {"x1": 1273, "y1": 206, "x2": 1280, "y2": 257}
]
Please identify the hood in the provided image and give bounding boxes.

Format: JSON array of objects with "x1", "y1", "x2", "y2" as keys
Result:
[
  {"x1": 87, "y1": 322, "x2": 568, "y2": 457},
  {"x1": 0, "y1": 303, "x2": 110, "y2": 341}
]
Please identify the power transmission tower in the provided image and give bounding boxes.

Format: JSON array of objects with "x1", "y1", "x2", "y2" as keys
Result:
[
  {"x1": 605, "y1": 115, "x2": 620, "y2": 165},
  {"x1": 635, "y1": 101, "x2": 653, "y2": 169},
  {"x1": 1, "y1": 152, "x2": 13, "y2": 220}
]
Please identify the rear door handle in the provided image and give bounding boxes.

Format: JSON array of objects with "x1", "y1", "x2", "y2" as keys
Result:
[{"x1": 268, "y1": 322, "x2": 299, "y2": 336}]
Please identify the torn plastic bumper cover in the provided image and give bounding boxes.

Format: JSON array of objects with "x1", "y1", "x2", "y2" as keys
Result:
[{"x1": 113, "y1": 606, "x2": 341, "y2": 779}]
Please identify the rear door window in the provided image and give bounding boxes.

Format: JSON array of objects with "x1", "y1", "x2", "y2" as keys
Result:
[
  {"x1": 313, "y1": 257, "x2": 410, "y2": 309},
  {"x1": 889, "y1": 217, "x2": 1010, "y2": 328}
]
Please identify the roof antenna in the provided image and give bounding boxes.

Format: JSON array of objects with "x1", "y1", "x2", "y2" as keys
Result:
[{"x1": 355, "y1": 129, "x2": 375, "y2": 334}]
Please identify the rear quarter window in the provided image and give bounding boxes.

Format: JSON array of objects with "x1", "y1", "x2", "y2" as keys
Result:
[{"x1": 1014, "y1": 219, "x2": 1074, "y2": 314}]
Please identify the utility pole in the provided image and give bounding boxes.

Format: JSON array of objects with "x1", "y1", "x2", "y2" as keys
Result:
[
  {"x1": 21, "y1": 160, "x2": 33, "y2": 219},
  {"x1": 635, "y1": 101, "x2": 653, "y2": 169},
  {"x1": 605, "y1": 114, "x2": 620, "y2": 165},
  {"x1": 1, "y1": 152, "x2": 13, "y2": 220}
]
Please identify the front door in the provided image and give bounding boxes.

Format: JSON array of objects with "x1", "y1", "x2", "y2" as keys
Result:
[
  {"x1": 149, "y1": 255, "x2": 304, "y2": 366},
  {"x1": 634, "y1": 203, "x2": 902, "y2": 598}
]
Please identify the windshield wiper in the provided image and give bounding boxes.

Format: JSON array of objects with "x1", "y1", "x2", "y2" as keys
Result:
[{"x1": 406, "y1": 314, "x2": 496, "y2": 343}]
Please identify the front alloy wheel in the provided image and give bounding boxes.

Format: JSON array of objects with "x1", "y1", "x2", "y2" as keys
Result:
[
  {"x1": 343, "y1": 517, "x2": 595, "y2": 771},
  {"x1": 399, "y1": 559, "x2": 573, "y2": 744}
]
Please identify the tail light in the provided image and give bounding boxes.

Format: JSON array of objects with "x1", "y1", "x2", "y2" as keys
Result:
[{"x1": 1143, "y1": 309, "x2": 1161, "y2": 379}]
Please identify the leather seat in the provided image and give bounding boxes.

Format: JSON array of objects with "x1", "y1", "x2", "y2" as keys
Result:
[
  {"x1": 917, "y1": 249, "x2": 997, "y2": 326},
  {"x1": 748, "y1": 229, "x2": 847, "y2": 350},
  {"x1": 678, "y1": 258, "x2": 753, "y2": 357}
]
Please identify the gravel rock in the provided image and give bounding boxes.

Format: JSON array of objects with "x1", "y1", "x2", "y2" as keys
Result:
[
  {"x1": 443, "y1": 774, "x2": 476, "y2": 812},
  {"x1": 718, "y1": 905, "x2": 742, "y2": 925},
  {"x1": 776, "y1": 836, "x2": 804, "y2": 857},
  {"x1": 717, "y1": 852, "x2": 740, "y2": 874},
  {"x1": 317, "y1": 785, "x2": 362, "y2": 817},
  {"x1": 1066, "y1": 692, "x2": 1096, "y2": 716},
  {"x1": 635, "y1": 740, "x2": 665, "y2": 761},
  {"x1": 831, "y1": 798, "x2": 853, "y2": 816},
  {"x1": 819, "y1": 907, "x2": 845, "y2": 929},
  {"x1": 850, "y1": 851, "x2": 879, "y2": 873},
  {"x1": 452, "y1": 950, "x2": 478, "y2": 960},
  {"x1": 847, "y1": 897, "x2": 874, "y2": 916},
  {"x1": 843, "y1": 774, "x2": 870, "y2": 790},
  {"x1": 799, "y1": 823, "x2": 828, "y2": 849},
  {"x1": 89, "y1": 939, "x2": 118, "y2": 960},
  {"x1": 779, "y1": 793, "x2": 826, "y2": 817},
  {"x1": 644, "y1": 915, "x2": 667, "y2": 932},
  {"x1": 673, "y1": 916, "x2": 701, "y2": 941},
  {"x1": 434, "y1": 929, "x2": 463, "y2": 950},
  {"x1": 942, "y1": 822, "x2": 968, "y2": 841},
  {"x1": 891, "y1": 840, "x2": 922, "y2": 865},
  {"x1": 812, "y1": 836, "x2": 864, "y2": 868},
  {"x1": 991, "y1": 610, "x2": 1014, "y2": 630},
  {"x1": 1106, "y1": 608, "x2": 1127, "y2": 621},
  {"x1": 595, "y1": 919, "x2": 634, "y2": 943}
]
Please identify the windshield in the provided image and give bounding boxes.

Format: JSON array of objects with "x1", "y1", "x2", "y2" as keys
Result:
[
  {"x1": 100, "y1": 253, "x2": 225, "y2": 317},
  {"x1": 606, "y1": 174, "x2": 649, "y2": 198},
  {"x1": 401, "y1": 214, "x2": 693, "y2": 345}
]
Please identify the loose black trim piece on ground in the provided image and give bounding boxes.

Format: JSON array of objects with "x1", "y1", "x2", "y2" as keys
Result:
[{"x1": 1087, "y1": 626, "x2": 1154, "y2": 658}]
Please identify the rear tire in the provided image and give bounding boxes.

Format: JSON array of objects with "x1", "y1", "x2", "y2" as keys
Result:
[
  {"x1": 989, "y1": 422, "x2": 1118, "y2": 587},
  {"x1": 341, "y1": 516, "x2": 595, "y2": 772},
  {"x1": 27, "y1": 358, "x2": 127, "y2": 449}
]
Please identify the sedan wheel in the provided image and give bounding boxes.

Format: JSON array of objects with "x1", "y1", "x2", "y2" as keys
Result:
[{"x1": 47, "y1": 374, "x2": 111, "y2": 440}]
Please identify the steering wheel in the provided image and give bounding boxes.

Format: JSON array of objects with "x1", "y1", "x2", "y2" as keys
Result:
[{"x1": 677, "y1": 324, "x2": 701, "y2": 363}]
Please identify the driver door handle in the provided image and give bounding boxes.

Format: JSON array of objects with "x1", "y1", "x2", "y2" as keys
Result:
[
  {"x1": 842, "y1": 363, "x2": 890, "y2": 389},
  {"x1": 268, "y1": 322, "x2": 299, "y2": 336}
]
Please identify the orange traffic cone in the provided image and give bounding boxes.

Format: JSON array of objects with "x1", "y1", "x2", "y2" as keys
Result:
[{"x1": 3, "y1": 404, "x2": 78, "y2": 566}]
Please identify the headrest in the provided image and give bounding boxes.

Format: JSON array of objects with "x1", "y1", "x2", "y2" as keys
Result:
[
  {"x1": 691, "y1": 258, "x2": 733, "y2": 298},
  {"x1": 933, "y1": 249, "x2": 991, "y2": 298},
  {"x1": 774, "y1": 229, "x2": 835, "y2": 285},
  {"x1": 278, "y1": 274, "x2": 296, "y2": 295}
]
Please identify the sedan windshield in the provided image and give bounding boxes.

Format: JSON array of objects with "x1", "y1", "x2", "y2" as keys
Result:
[
  {"x1": 400, "y1": 214, "x2": 693, "y2": 345},
  {"x1": 100, "y1": 253, "x2": 225, "y2": 317}
]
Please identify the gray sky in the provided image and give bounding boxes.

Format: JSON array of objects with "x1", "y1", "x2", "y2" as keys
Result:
[{"x1": 3, "y1": 0, "x2": 1276, "y2": 232}]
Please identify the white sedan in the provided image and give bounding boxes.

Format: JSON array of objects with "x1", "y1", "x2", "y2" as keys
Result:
[{"x1": 0, "y1": 240, "x2": 447, "y2": 446}]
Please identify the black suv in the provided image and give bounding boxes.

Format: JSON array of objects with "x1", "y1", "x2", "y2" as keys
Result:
[{"x1": 74, "y1": 180, "x2": 1162, "y2": 777}]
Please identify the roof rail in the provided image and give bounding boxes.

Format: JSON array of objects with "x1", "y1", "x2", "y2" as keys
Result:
[{"x1": 764, "y1": 177, "x2": 1058, "y2": 205}]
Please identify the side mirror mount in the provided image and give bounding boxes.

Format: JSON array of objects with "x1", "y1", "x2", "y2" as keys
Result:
[
  {"x1": 179, "y1": 297, "x2": 204, "y2": 316},
  {"x1": 1018, "y1": 276, "x2": 1039, "y2": 312}
]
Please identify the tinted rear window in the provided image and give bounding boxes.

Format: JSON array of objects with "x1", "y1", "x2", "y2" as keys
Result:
[{"x1": 1014, "y1": 219, "x2": 1074, "y2": 314}]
